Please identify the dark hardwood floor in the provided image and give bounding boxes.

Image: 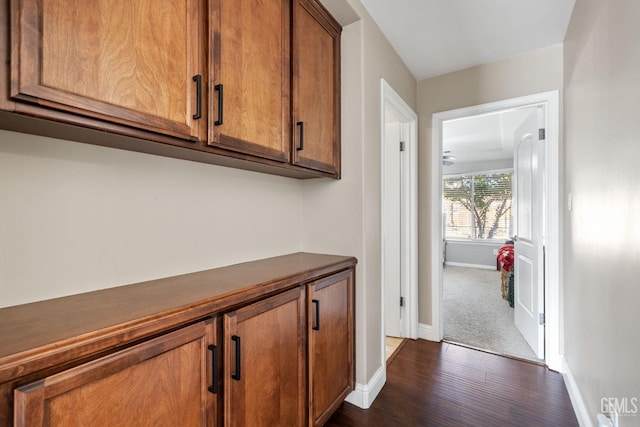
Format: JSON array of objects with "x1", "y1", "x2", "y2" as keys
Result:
[{"x1": 327, "y1": 339, "x2": 578, "y2": 426}]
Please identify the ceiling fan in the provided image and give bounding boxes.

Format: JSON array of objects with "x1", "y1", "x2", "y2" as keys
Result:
[{"x1": 442, "y1": 150, "x2": 456, "y2": 167}]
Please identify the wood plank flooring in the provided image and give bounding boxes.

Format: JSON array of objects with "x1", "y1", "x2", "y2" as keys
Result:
[{"x1": 327, "y1": 339, "x2": 578, "y2": 426}]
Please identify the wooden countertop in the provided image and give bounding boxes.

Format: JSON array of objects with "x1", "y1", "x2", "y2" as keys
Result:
[{"x1": 0, "y1": 252, "x2": 356, "y2": 383}]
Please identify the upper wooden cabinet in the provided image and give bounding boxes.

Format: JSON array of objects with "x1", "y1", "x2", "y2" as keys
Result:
[
  {"x1": 210, "y1": 0, "x2": 341, "y2": 176},
  {"x1": 210, "y1": 0, "x2": 291, "y2": 163},
  {"x1": 2, "y1": 0, "x2": 341, "y2": 178},
  {"x1": 10, "y1": 0, "x2": 206, "y2": 142},
  {"x1": 292, "y1": 0, "x2": 341, "y2": 176}
]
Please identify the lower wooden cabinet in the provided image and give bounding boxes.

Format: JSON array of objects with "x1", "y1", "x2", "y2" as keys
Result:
[
  {"x1": 223, "y1": 286, "x2": 306, "y2": 427},
  {"x1": 308, "y1": 269, "x2": 355, "y2": 427},
  {"x1": 14, "y1": 319, "x2": 218, "y2": 427},
  {"x1": 1, "y1": 254, "x2": 356, "y2": 427}
]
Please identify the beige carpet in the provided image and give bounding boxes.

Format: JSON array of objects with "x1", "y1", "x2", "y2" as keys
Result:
[{"x1": 443, "y1": 265, "x2": 540, "y2": 362}]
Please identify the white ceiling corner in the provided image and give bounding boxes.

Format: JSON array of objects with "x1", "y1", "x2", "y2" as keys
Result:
[
  {"x1": 359, "y1": 0, "x2": 576, "y2": 80},
  {"x1": 319, "y1": 0, "x2": 360, "y2": 26}
]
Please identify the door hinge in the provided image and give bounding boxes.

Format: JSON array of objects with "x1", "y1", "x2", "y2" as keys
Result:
[
  {"x1": 400, "y1": 296, "x2": 405, "y2": 307},
  {"x1": 539, "y1": 313, "x2": 545, "y2": 325},
  {"x1": 400, "y1": 141, "x2": 405, "y2": 152},
  {"x1": 538, "y1": 128, "x2": 546, "y2": 140}
]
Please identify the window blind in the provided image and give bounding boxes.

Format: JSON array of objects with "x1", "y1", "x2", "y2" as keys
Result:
[{"x1": 443, "y1": 172, "x2": 512, "y2": 240}]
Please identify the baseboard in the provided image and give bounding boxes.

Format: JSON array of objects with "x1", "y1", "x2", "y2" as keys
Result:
[
  {"x1": 561, "y1": 356, "x2": 593, "y2": 427},
  {"x1": 418, "y1": 323, "x2": 440, "y2": 341},
  {"x1": 445, "y1": 261, "x2": 496, "y2": 270},
  {"x1": 546, "y1": 352, "x2": 563, "y2": 373},
  {"x1": 345, "y1": 364, "x2": 386, "y2": 409}
]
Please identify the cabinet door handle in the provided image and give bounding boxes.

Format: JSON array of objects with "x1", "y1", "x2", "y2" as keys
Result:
[
  {"x1": 192, "y1": 75, "x2": 202, "y2": 120},
  {"x1": 231, "y1": 335, "x2": 241, "y2": 381},
  {"x1": 296, "y1": 121, "x2": 304, "y2": 151},
  {"x1": 207, "y1": 344, "x2": 218, "y2": 394},
  {"x1": 214, "y1": 84, "x2": 224, "y2": 126},
  {"x1": 312, "y1": 299, "x2": 320, "y2": 330}
]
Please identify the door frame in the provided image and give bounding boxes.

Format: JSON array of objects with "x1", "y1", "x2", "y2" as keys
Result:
[
  {"x1": 380, "y1": 79, "x2": 418, "y2": 349},
  {"x1": 430, "y1": 91, "x2": 561, "y2": 371}
]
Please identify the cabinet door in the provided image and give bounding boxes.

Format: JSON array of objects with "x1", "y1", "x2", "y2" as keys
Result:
[
  {"x1": 11, "y1": 0, "x2": 205, "y2": 141},
  {"x1": 14, "y1": 319, "x2": 218, "y2": 427},
  {"x1": 308, "y1": 269, "x2": 354, "y2": 426},
  {"x1": 224, "y1": 287, "x2": 306, "y2": 427},
  {"x1": 292, "y1": 0, "x2": 341, "y2": 177},
  {"x1": 210, "y1": 0, "x2": 290, "y2": 162}
]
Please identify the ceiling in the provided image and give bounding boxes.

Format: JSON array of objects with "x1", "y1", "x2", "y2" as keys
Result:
[
  {"x1": 359, "y1": 0, "x2": 576, "y2": 80},
  {"x1": 442, "y1": 107, "x2": 537, "y2": 165}
]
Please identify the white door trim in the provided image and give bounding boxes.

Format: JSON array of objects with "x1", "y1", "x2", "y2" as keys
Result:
[
  {"x1": 430, "y1": 91, "x2": 562, "y2": 371},
  {"x1": 380, "y1": 79, "x2": 418, "y2": 349}
]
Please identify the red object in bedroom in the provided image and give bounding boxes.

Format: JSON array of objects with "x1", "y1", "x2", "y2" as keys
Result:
[{"x1": 497, "y1": 244, "x2": 515, "y2": 272}]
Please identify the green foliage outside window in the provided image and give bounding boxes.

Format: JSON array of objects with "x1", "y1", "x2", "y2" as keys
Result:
[{"x1": 443, "y1": 172, "x2": 512, "y2": 240}]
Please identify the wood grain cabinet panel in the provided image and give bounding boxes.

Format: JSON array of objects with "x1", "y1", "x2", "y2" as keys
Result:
[
  {"x1": 210, "y1": 0, "x2": 290, "y2": 162},
  {"x1": 223, "y1": 286, "x2": 306, "y2": 427},
  {"x1": 292, "y1": 0, "x2": 341, "y2": 177},
  {"x1": 308, "y1": 269, "x2": 355, "y2": 426},
  {"x1": 10, "y1": 0, "x2": 205, "y2": 141},
  {"x1": 13, "y1": 319, "x2": 218, "y2": 427}
]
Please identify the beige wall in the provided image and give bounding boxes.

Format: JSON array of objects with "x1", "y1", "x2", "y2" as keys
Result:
[
  {"x1": 563, "y1": 0, "x2": 640, "y2": 423},
  {"x1": 416, "y1": 44, "x2": 564, "y2": 324},
  {"x1": 0, "y1": 130, "x2": 303, "y2": 308},
  {"x1": 360, "y1": 0, "x2": 416, "y2": 383},
  {"x1": 304, "y1": 0, "x2": 416, "y2": 385}
]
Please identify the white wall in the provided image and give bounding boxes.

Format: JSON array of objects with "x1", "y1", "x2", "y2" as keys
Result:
[
  {"x1": 445, "y1": 240, "x2": 504, "y2": 269},
  {"x1": 0, "y1": 130, "x2": 303, "y2": 308},
  {"x1": 563, "y1": 0, "x2": 640, "y2": 424}
]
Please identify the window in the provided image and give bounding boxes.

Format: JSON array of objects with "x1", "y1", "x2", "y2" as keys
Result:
[{"x1": 443, "y1": 172, "x2": 512, "y2": 240}]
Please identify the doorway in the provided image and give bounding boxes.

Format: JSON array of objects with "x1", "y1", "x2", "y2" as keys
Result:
[
  {"x1": 380, "y1": 80, "x2": 418, "y2": 364},
  {"x1": 440, "y1": 105, "x2": 542, "y2": 362},
  {"x1": 430, "y1": 91, "x2": 561, "y2": 371}
]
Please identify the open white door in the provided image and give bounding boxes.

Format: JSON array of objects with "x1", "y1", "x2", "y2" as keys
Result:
[
  {"x1": 384, "y1": 122, "x2": 403, "y2": 338},
  {"x1": 513, "y1": 108, "x2": 545, "y2": 359}
]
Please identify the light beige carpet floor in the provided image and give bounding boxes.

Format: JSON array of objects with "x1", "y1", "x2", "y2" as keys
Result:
[
  {"x1": 443, "y1": 265, "x2": 541, "y2": 362},
  {"x1": 385, "y1": 336, "x2": 403, "y2": 360}
]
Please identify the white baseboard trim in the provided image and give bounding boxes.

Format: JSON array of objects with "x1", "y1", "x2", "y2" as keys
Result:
[
  {"x1": 345, "y1": 364, "x2": 386, "y2": 409},
  {"x1": 561, "y1": 356, "x2": 593, "y2": 427},
  {"x1": 445, "y1": 261, "x2": 496, "y2": 270},
  {"x1": 546, "y1": 352, "x2": 563, "y2": 373},
  {"x1": 418, "y1": 323, "x2": 440, "y2": 341}
]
